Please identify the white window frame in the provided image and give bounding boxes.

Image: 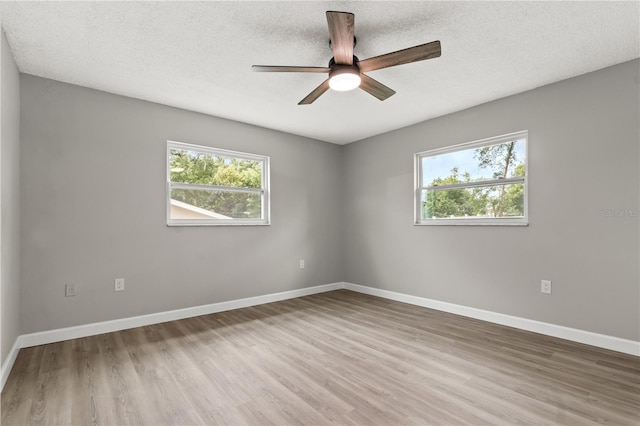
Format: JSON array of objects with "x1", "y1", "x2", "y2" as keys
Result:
[
  {"x1": 414, "y1": 130, "x2": 528, "y2": 226},
  {"x1": 167, "y1": 141, "x2": 270, "y2": 226}
]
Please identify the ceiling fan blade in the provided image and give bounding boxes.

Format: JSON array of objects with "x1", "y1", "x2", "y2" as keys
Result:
[
  {"x1": 358, "y1": 40, "x2": 441, "y2": 73},
  {"x1": 252, "y1": 65, "x2": 330, "y2": 73},
  {"x1": 326, "y1": 11, "x2": 354, "y2": 65},
  {"x1": 298, "y1": 79, "x2": 331, "y2": 105},
  {"x1": 359, "y1": 73, "x2": 396, "y2": 101}
]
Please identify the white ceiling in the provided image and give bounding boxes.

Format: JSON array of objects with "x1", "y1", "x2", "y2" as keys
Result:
[{"x1": 1, "y1": 1, "x2": 638, "y2": 145}]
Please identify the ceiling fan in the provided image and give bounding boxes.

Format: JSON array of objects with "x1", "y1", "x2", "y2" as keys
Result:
[{"x1": 252, "y1": 11, "x2": 441, "y2": 105}]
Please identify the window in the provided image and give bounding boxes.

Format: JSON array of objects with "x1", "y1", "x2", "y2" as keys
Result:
[
  {"x1": 415, "y1": 131, "x2": 528, "y2": 226},
  {"x1": 167, "y1": 141, "x2": 270, "y2": 226}
]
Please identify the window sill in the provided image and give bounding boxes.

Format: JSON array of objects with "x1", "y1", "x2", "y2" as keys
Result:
[
  {"x1": 167, "y1": 221, "x2": 270, "y2": 227},
  {"x1": 415, "y1": 218, "x2": 528, "y2": 226}
]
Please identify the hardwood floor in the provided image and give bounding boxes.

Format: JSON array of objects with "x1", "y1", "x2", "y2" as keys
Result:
[{"x1": 2, "y1": 290, "x2": 639, "y2": 425}]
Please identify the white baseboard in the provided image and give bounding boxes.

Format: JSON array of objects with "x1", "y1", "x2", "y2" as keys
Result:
[
  {"x1": 3, "y1": 281, "x2": 637, "y2": 392},
  {"x1": 1, "y1": 336, "x2": 22, "y2": 391},
  {"x1": 19, "y1": 282, "x2": 344, "y2": 349},
  {"x1": 344, "y1": 282, "x2": 640, "y2": 357},
  {"x1": 1, "y1": 282, "x2": 343, "y2": 391}
]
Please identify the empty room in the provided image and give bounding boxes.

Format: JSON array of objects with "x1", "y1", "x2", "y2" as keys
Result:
[{"x1": 1, "y1": 1, "x2": 639, "y2": 425}]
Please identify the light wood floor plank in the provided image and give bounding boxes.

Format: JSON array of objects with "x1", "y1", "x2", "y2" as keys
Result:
[{"x1": 2, "y1": 290, "x2": 639, "y2": 425}]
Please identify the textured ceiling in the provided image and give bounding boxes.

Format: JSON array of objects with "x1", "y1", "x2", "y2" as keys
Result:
[{"x1": 1, "y1": 1, "x2": 639, "y2": 144}]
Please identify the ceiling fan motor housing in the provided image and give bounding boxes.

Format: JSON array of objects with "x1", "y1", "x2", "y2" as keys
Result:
[{"x1": 328, "y1": 56, "x2": 360, "y2": 68}]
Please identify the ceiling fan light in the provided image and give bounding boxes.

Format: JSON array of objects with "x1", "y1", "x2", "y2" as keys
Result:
[{"x1": 329, "y1": 69, "x2": 361, "y2": 91}]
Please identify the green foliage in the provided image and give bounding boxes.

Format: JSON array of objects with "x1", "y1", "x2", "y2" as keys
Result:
[
  {"x1": 474, "y1": 142, "x2": 518, "y2": 179},
  {"x1": 423, "y1": 143, "x2": 525, "y2": 219},
  {"x1": 501, "y1": 163, "x2": 525, "y2": 216},
  {"x1": 423, "y1": 168, "x2": 489, "y2": 218},
  {"x1": 169, "y1": 149, "x2": 263, "y2": 218}
]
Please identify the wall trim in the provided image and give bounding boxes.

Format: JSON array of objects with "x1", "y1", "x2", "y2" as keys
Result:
[
  {"x1": 0, "y1": 282, "x2": 343, "y2": 391},
  {"x1": 3, "y1": 281, "x2": 638, "y2": 392},
  {"x1": 19, "y1": 282, "x2": 343, "y2": 349},
  {"x1": 344, "y1": 282, "x2": 640, "y2": 357},
  {"x1": 0, "y1": 336, "x2": 22, "y2": 391}
]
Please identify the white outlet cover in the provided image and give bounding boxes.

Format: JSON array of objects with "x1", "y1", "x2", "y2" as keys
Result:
[
  {"x1": 65, "y1": 283, "x2": 76, "y2": 297},
  {"x1": 115, "y1": 278, "x2": 125, "y2": 291}
]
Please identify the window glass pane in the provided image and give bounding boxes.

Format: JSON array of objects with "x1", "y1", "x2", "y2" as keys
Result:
[
  {"x1": 422, "y1": 139, "x2": 526, "y2": 186},
  {"x1": 421, "y1": 183, "x2": 525, "y2": 219},
  {"x1": 170, "y1": 188, "x2": 262, "y2": 220},
  {"x1": 169, "y1": 148, "x2": 263, "y2": 189}
]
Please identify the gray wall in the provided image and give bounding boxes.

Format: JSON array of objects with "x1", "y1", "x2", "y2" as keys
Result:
[
  {"x1": 1, "y1": 30, "x2": 21, "y2": 365},
  {"x1": 15, "y1": 58, "x2": 640, "y2": 342},
  {"x1": 20, "y1": 75, "x2": 344, "y2": 333},
  {"x1": 342, "y1": 59, "x2": 640, "y2": 341}
]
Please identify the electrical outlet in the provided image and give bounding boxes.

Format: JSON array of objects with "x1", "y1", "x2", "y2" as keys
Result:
[
  {"x1": 299, "y1": 259, "x2": 305, "y2": 269},
  {"x1": 541, "y1": 280, "x2": 552, "y2": 294},
  {"x1": 115, "y1": 278, "x2": 125, "y2": 292},
  {"x1": 65, "y1": 283, "x2": 76, "y2": 297}
]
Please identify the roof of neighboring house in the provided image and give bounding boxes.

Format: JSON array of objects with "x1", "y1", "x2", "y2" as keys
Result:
[{"x1": 170, "y1": 199, "x2": 232, "y2": 220}]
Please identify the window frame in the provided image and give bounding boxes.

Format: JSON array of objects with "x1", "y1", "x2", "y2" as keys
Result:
[
  {"x1": 166, "y1": 140, "x2": 270, "y2": 226},
  {"x1": 414, "y1": 130, "x2": 528, "y2": 226}
]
